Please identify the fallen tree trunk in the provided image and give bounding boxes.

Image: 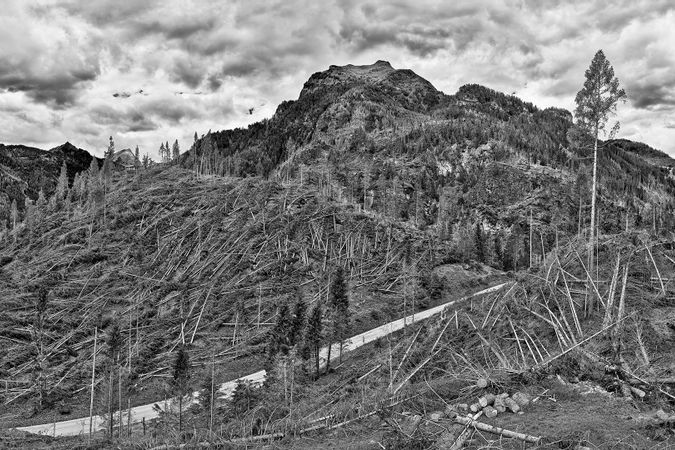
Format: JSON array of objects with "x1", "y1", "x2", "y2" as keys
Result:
[
  {"x1": 449, "y1": 411, "x2": 482, "y2": 450},
  {"x1": 453, "y1": 415, "x2": 542, "y2": 444}
]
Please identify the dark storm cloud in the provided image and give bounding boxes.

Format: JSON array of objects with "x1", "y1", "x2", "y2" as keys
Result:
[
  {"x1": 54, "y1": 0, "x2": 160, "y2": 26},
  {"x1": 336, "y1": 2, "x2": 524, "y2": 58},
  {"x1": 0, "y1": 66, "x2": 99, "y2": 106},
  {"x1": 629, "y1": 82, "x2": 675, "y2": 110},
  {"x1": 90, "y1": 105, "x2": 159, "y2": 132},
  {"x1": 591, "y1": 1, "x2": 675, "y2": 33},
  {"x1": 207, "y1": 74, "x2": 223, "y2": 91},
  {"x1": 221, "y1": 60, "x2": 264, "y2": 78},
  {"x1": 146, "y1": 101, "x2": 193, "y2": 124},
  {"x1": 137, "y1": 16, "x2": 219, "y2": 40},
  {"x1": 170, "y1": 57, "x2": 206, "y2": 89}
]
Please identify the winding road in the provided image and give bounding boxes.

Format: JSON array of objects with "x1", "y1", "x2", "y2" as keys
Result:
[{"x1": 16, "y1": 282, "x2": 510, "y2": 437}]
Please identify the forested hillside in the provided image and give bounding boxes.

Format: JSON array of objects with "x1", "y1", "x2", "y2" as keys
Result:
[{"x1": 0, "y1": 142, "x2": 101, "y2": 230}]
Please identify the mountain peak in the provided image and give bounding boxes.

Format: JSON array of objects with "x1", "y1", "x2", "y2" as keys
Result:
[
  {"x1": 50, "y1": 141, "x2": 79, "y2": 153},
  {"x1": 328, "y1": 60, "x2": 393, "y2": 71},
  {"x1": 300, "y1": 60, "x2": 439, "y2": 105}
]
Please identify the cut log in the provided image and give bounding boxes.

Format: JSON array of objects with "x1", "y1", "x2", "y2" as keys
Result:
[
  {"x1": 511, "y1": 392, "x2": 531, "y2": 407},
  {"x1": 470, "y1": 403, "x2": 481, "y2": 413},
  {"x1": 620, "y1": 382, "x2": 633, "y2": 398},
  {"x1": 493, "y1": 396, "x2": 506, "y2": 413},
  {"x1": 482, "y1": 405, "x2": 498, "y2": 418},
  {"x1": 429, "y1": 411, "x2": 444, "y2": 422},
  {"x1": 630, "y1": 386, "x2": 646, "y2": 398},
  {"x1": 503, "y1": 397, "x2": 520, "y2": 413},
  {"x1": 478, "y1": 393, "x2": 496, "y2": 407}
]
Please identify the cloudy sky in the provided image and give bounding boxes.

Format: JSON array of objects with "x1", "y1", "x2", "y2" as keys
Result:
[{"x1": 1, "y1": 0, "x2": 674, "y2": 158}]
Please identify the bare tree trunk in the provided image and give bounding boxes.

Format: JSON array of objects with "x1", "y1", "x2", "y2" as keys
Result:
[
  {"x1": 118, "y1": 369, "x2": 122, "y2": 439},
  {"x1": 257, "y1": 287, "x2": 262, "y2": 329},
  {"x1": 108, "y1": 369, "x2": 113, "y2": 438},
  {"x1": 290, "y1": 356, "x2": 294, "y2": 423},
  {"x1": 209, "y1": 352, "x2": 215, "y2": 436},
  {"x1": 127, "y1": 398, "x2": 131, "y2": 438},
  {"x1": 283, "y1": 358, "x2": 288, "y2": 404},
  {"x1": 578, "y1": 196, "x2": 582, "y2": 236},
  {"x1": 326, "y1": 340, "x2": 331, "y2": 374},
  {"x1": 589, "y1": 130, "x2": 599, "y2": 290},
  {"x1": 89, "y1": 327, "x2": 97, "y2": 444},
  {"x1": 529, "y1": 208, "x2": 533, "y2": 269}
]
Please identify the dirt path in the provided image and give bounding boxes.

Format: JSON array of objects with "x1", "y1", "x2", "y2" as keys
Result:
[{"x1": 15, "y1": 282, "x2": 510, "y2": 437}]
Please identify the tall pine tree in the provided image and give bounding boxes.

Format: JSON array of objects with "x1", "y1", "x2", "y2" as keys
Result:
[
  {"x1": 329, "y1": 267, "x2": 350, "y2": 365},
  {"x1": 574, "y1": 50, "x2": 626, "y2": 309},
  {"x1": 305, "y1": 304, "x2": 323, "y2": 378}
]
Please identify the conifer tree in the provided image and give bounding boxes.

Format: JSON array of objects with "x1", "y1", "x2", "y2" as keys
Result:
[
  {"x1": 134, "y1": 146, "x2": 140, "y2": 171},
  {"x1": 102, "y1": 137, "x2": 114, "y2": 188},
  {"x1": 328, "y1": 267, "x2": 350, "y2": 366},
  {"x1": 290, "y1": 298, "x2": 307, "y2": 347},
  {"x1": 88, "y1": 156, "x2": 99, "y2": 180},
  {"x1": 107, "y1": 135, "x2": 115, "y2": 157},
  {"x1": 305, "y1": 304, "x2": 323, "y2": 378},
  {"x1": 230, "y1": 379, "x2": 258, "y2": 416},
  {"x1": 172, "y1": 140, "x2": 180, "y2": 161},
  {"x1": 574, "y1": 50, "x2": 626, "y2": 291},
  {"x1": 198, "y1": 367, "x2": 214, "y2": 421},
  {"x1": 172, "y1": 345, "x2": 191, "y2": 436},
  {"x1": 493, "y1": 233, "x2": 503, "y2": 269},
  {"x1": 269, "y1": 304, "x2": 292, "y2": 358}
]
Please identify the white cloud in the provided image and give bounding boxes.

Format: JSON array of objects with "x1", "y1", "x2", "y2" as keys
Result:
[{"x1": 0, "y1": 0, "x2": 673, "y2": 157}]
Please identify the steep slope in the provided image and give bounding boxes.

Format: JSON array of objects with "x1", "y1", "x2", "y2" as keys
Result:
[
  {"x1": 183, "y1": 61, "x2": 675, "y2": 265},
  {"x1": 0, "y1": 166, "x2": 501, "y2": 426}
]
